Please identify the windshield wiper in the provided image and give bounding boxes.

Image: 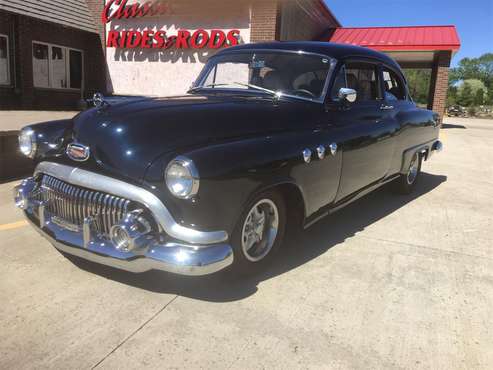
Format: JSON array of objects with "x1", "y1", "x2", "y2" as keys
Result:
[
  {"x1": 189, "y1": 82, "x2": 283, "y2": 103},
  {"x1": 230, "y1": 82, "x2": 281, "y2": 98},
  {"x1": 188, "y1": 83, "x2": 232, "y2": 92},
  {"x1": 190, "y1": 82, "x2": 280, "y2": 95}
]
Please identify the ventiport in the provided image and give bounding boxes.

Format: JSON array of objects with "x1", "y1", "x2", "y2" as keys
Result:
[{"x1": 14, "y1": 166, "x2": 234, "y2": 276}]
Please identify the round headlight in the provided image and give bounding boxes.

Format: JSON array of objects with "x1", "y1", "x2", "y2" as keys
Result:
[
  {"x1": 165, "y1": 156, "x2": 200, "y2": 199},
  {"x1": 19, "y1": 128, "x2": 37, "y2": 158}
]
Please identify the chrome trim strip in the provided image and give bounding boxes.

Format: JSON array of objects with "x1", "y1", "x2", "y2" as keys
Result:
[{"x1": 34, "y1": 162, "x2": 229, "y2": 245}]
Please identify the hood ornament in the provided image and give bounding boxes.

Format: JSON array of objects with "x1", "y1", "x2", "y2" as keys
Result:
[
  {"x1": 92, "y1": 92, "x2": 109, "y2": 108},
  {"x1": 66, "y1": 143, "x2": 90, "y2": 162}
]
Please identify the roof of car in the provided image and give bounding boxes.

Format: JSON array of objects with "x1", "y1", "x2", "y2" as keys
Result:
[{"x1": 218, "y1": 41, "x2": 402, "y2": 71}]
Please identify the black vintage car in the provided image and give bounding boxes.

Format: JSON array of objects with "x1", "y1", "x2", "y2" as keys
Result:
[{"x1": 14, "y1": 42, "x2": 443, "y2": 276}]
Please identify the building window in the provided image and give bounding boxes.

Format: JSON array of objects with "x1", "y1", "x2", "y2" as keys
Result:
[
  {"x1": 51, "y1": 46, "x2": 66, "y2": 88},
  {"x1": 0, "y1": 34, "x2": 10, "y2": 86},
  {"x1": 69, "y1": 50, "x2": 83, "y2": 89},
  {"x1": 32, "y1": 41, "x2": 83, "y2": 90},
  {"x1": 33, "y1": 43, "x2": 50, "y2": 88}
]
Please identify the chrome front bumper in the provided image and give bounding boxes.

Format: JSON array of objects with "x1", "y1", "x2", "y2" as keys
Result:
[{"x1": 14, "y1": 172, "x2": 234, "y2": 276}]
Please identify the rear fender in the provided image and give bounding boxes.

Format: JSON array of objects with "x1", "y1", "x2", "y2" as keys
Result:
[{"x1": 400, "y1": 140, "x2": 435, "y2": 174}]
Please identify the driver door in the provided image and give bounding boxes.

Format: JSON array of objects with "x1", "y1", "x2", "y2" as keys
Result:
[{"x1": 330, "y1": 60, "x2": 399, "y2": 202}]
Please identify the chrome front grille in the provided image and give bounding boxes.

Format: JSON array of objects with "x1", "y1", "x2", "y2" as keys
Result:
[{"x1": 35, "y1": 175, "x2": 132, "y2": 237}]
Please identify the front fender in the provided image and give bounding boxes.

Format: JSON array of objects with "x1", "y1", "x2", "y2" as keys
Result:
[
  {"x1": 23, "y1": 119, "x2": 72, "y2": 160},
  {"x1": 145, "y1": 129, "x2": 340, "y2": 235}
]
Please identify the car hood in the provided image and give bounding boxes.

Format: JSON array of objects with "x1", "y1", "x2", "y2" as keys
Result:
[{"x1": 71, "y1": 94, "x2": 320, "y2": 179}]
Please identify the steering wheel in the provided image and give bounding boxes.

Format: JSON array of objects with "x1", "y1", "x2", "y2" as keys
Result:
[{"x1": 294, "y1": 89, "x2": 317, "y2": 98}]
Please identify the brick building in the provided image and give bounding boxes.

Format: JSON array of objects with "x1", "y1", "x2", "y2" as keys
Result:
[
  {"x1": 0, "y1": 0, "x2": 106, "y2": 110},
  {"x1": 0, "y1": 0, "x2": 459, "y2": 119}
]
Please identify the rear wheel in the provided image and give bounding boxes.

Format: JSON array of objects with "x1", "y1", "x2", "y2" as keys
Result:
[
  {"x1": 394, "y1": 152, "x2": 422, "y2": 194},
  {"x1": 230, "y1": 190, "x2": 286, "y2": 274}
]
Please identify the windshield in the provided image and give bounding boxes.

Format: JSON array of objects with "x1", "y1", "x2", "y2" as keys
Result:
[{"x1": 193, "y1": 51, "x2": 335, "y2": 102}]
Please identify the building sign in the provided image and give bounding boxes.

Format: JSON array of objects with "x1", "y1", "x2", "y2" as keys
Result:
[
  {"x1": 106, "y1": 29, "x2": 241, "y2": 49},
  {"x1": 102, "y1": 0, "x2": 174, "y2": 24},
  {"x1": 103, "y1": 0, "x2": 241, "y2": 49}
]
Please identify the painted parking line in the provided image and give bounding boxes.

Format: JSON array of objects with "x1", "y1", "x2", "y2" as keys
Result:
[
  {"x1": 439, "y1": 129, "x2": 447, "y2": 143},
  {"x1": 0, "y1": 220, "x2": 28, "y2": 231}
]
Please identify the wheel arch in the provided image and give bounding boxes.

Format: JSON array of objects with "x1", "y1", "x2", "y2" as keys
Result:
[
  {"x1": 400, "y1": 141, "x2": 434, "y2": 174},
  {"x1": 246, "y1": 180, "x2": 307, "y2": 231}
]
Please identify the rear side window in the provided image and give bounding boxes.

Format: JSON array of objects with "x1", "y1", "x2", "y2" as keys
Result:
[
  {"x1": 331, "y1": 62, "x2": 381, "y2": 102},
  {"x1": 383, "y1": 68, "x2": 406, "y2": 101}
]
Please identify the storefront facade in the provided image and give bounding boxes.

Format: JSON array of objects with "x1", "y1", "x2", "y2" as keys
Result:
[
  {"x1": 0, "y1": 0, "x2": 459, "y2": 120},
  {"x1": 98, "y1": 0, "x2": 339, "y2": 97}
]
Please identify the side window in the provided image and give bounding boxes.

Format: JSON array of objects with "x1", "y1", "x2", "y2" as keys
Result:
[
  {"x1": 331, "y1": 66, "x2": 347, "y2": 100},
  {"x1": 331, "y1": 62, "x2": 381, "y2": 102},
  {"x1": 383, "y1": 68, "x2": 406, "y2": 101},
  {"x1": 0, "y1": 34, "x2": 10, "y2": 85}
]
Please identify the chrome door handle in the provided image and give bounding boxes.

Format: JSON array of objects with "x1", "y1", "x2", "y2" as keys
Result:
[{"x1": 381, "y1": 105, "x2": 394, "y2": 110}]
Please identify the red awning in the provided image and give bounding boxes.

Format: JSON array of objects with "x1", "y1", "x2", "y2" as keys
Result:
[{"x1": 326, "y1": 25, "x2": 460, "y2": 51}]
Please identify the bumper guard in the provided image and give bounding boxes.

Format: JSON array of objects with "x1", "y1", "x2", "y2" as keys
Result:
[{"x1": 14, "y1": 177, "x2": 234, "y2": 276}]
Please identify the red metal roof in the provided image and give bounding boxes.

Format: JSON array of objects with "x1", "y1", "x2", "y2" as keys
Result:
[{"x1": 327, "y1": 26, "x2": 461, "y2": 51}]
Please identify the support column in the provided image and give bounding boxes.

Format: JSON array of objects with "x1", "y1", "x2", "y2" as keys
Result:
[
  {"x1": 250, "y1": 0, "x2": 281, "y2": 42},
  {"x1": 85, "y1": 0, "x2": 106, "y2": 51},
  {"x1": 428, "y1": 51, "x2": 452, "y2": 122},
  {"x1": 85, "y1": 0, "x2": 109, "y2": 94}
]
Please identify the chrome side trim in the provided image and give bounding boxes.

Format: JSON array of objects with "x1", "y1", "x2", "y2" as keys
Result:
[{"x1": 34, "y1": 162, "x2": 228, "y2": 245}]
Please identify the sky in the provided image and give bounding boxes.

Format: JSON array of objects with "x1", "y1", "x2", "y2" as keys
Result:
[{"x1": 325, "y1": 0, "x2": 493, "y2": 66}]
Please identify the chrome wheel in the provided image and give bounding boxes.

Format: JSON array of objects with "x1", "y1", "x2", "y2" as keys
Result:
[
  {"x1": 241, "y1": 199, "x2": 279, "y2": 262},
  {"x1": 407, "y1": 153, "x2": 420, "y2": 185}
]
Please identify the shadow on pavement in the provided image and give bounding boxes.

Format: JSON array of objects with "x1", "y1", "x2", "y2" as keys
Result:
[
  {"x1": 65, "y1": 172, "x2": 447, "y2": 302},
  {"x1": 442, "y1": 123, "x2": 466, "y2": 129}
]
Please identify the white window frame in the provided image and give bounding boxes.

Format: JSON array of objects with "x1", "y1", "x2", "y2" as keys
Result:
[
  {"x1": 32, "y1": 40, "x2": 84, "y2": 91},
  {"x1": 0, "y1": 33, "x2": 10, "y2": 86}
]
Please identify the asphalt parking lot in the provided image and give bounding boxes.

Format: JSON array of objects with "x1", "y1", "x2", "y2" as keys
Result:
[{"x1": 0, "y1": 117, "x2": 492, "y2": 369}]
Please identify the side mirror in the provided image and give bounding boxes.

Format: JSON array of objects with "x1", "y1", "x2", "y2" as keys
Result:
[{"x1": 338, "y1": 88, "x2": 357, "y2": 104}]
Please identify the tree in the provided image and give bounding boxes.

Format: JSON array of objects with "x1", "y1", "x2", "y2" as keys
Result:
[
  {"x1": 457, "y1": 82, "x2": 474, "y2": 107},
  {"x1": 474, "y1": 88, "x2": 485, "y2": 106},
  {"x1": 403, "y1": 69, "x2": 431, "y2": 106},
  {"x1": 457, "y1": 79, "x2": 487, "y2": 107},
  {"x1": 449, "y1": 53, "x2": 493, "y2": 107},
  {"x1": 487, "y1": 82, "x2": 493, "y2": 105},
  {"x1": 459, "y1": 79, "x2": 487, "y2": 95},
  {"x1": 447, "y1": 85, "x2": 458, "y2": 106},
  {"x1": 451, "y1": 53, "x2": 493, "y2": 87}
]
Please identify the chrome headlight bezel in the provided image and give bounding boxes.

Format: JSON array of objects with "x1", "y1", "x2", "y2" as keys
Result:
[
  {"x1": 18, "y1": 128, "x2": 37, "y2": 158},
  {"x1": 165, "y1": 156, "x2": 200, "y2": 199}
]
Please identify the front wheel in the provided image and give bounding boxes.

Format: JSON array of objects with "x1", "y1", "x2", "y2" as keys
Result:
[
  {"x1": 230, "y1": 190, "x2": 286, "y2": 274},
  {"x1": 394, "y1": 152, "x2": 422, "y2": 194}
]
